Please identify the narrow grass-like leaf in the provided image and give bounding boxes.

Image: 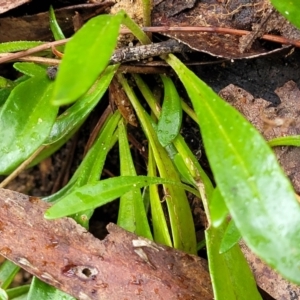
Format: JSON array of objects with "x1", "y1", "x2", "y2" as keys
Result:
[
  {"x1": 46, "y1": 65, "x2": 118, "y2": 145},
  {"x1": 210, "y1": 187, "x2": 229, "y2": 227},
  {"x1": 148, "y1": 146, "x2": 172, "y2": 246},
  {"x1": 0, "y1": 260, "x2": 19, "y2": 289},
  {"x1": 27, "y1": 277, "x2": 74, "y2": 300},
  {"x1": 0, "y1": 41, "x2": 43, "y2": 53},
  {"x1": 118, "y1": 119, "x2": 152, "y2": 239},
  {"x1": 166, "y1": 54, "x2": 300, "y2": 283},
  {"x1": 271, "y1": 0, "x2": 300, "y2": 29},
  {"x1": 13, "y1": 62, "x2": 46, "y2": 77},
  {"x1": 49, "y1": 5, "x2": 65, "y2": 40},
  {"x1": 118, "y1": 73, "x2": 197, "y2": 254},
  {"x1": 45, "y1": 176, "x2": 183, "y2": 219},
  {"x1": 268, "y1": 135, "x2": 300, "y2": 147},
  {"x1": 219, "y1": 220, "x2": 242, "y2": 254},
  {"x1": 43, "y1": 112, "x2": 120, "y2": 204},
  {"x1": 157, "y1": 75, "x2": 182, "y2": 147},
  {"x1": 206, "y1": 223, "x2": 262, "y2": 300},
  {"x1": 52, "y1": 12, "x2": 124, "y2": 105},
  {"x1": 0, "y1": 75, "x2": 58, "y2": 174},
  {"x1": 6, "y1": 285, "x2": 30, "y2": 299}
]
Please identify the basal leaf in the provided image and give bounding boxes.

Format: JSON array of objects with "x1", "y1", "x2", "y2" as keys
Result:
[
  {"x1": 268, "y1": 135, "x2": 300, "y2": 147},
  {"x1": 49, "y1": 5, "x2": 65, "y2": 40},
  {"x1": 27, "y1": 277, "x2": 74, "y2": 300},
  {"x1": 0, "y1": 75, "x2": 58, "y2": 174},
  {"x1": 51, "y1": 12, "x2": 124, "y2": 105},
  {"x1": 45, "y1": 176, "x2": 181, "y2": 219},
  {"x1": 13, "y1": 62, "x2": 46, "y2": 77},
  {"x1": 0, "y1": 41, "x2": 43, "y2": 53},
  {"x1": 118, "y1": 119, "x2": 152, "y2": 239},
  {"x1": 0, "y1": 260, "x2": 19, "y2": 289},
  {"x1": 157, "y1": 75, "x2": 182, "y2": 147},
  {"x1": 210, "y1": 187, "x2": 229, "y2": 227},
  {"x1": 206, "y1": 224, "x2": 261, "y2": 300},
  {"x1": 46, "y1": 65, "x2": 118, "y2": 145},
  {"x1": 117, "y1": 73, "x2": 197, "y2": 254},
  {"x1": 166, "y1": 54, "x2": 300, "y2": 283},
  {"x1": 219, "y1": 220, "x2": 242, "y2": 254},
  {"x1": 271, "y1": 0, "x2": 300, "y2": 29}
]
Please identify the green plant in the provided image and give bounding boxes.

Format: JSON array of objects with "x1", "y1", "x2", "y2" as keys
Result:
[{"x1": 0, "y1": 2, "x2": 300, "y2": 299}]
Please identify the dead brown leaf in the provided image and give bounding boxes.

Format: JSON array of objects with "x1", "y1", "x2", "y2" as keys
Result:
[
  {"x1": 0, "y1": 188, "x2": 213, "y2": 300},
  {"x1": 0, "y1": 2, "x2": 113, "y2": 42},
  {"x1": 219, "y1": 81, "x2": 300, "y2": 193},
  {"x1": 152, "y1": 0, "x2": 300, "y2": 59},
  {"x1": 0, "y1": 0, "x2": 30, "y2": 14}
]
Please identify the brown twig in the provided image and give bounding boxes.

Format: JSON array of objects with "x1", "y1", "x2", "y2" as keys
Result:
[{"x1": 0, "y1": 26, "x2": 299, "y2": 65}]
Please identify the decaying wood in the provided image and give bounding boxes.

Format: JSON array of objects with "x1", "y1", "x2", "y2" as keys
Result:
[
  {"x1": 0, "y1": 0, "x2": 30, "y2": 14},
  {"x1": 0, "y1": 2, "x2": 113, "y2": 42},
  {"x1": 152, "y1": 0, "x2": 300, "y2": 59},
  {"x1": 0, "y1": 188, "x2": 213, "y2": 300},
  {"x1": 219, "y1": 81, "x2": 300, "y2": 194},
  {"x1": 240, "y1": 241, "x2": 300, "y2": 300}
]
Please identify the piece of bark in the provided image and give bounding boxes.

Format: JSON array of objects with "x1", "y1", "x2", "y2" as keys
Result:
[
  {"x1": 0, "y1": 2, "x2": 113, "y2": 42},
  {"x1": 219, "y1": 81, "x2": 300, "y2": 194},
  {"x1": 240, "y1": 241, "x2": 300, "y2": 300},
  {"x1": 0, "y1": 188, "x2": 213, "y2": 300},
  {"x1": 0, "y1": 0, "x2": 30, "y2": 14},
  {"x1": 152, "y1": 0, "x2": 298, "y2": 59}
]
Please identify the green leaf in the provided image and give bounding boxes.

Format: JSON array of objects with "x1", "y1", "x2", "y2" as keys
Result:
[
  {"x1": 210, "y1": 187, "x2": 229, "y2": 227},
  {"x1": 0, "y1": 75, "x2": 58, "y2": 174},
  {"x1": 43, "y1": 112, "x2": 120, "y2": 204},
  {"x1": 13, "y1": 62, "x2": 46, "y2": 77},
  {"x1": 0, "y1": 41, "x2": 43, "y2": 53},
  {"x1": 157, "y1": 75, "x2": 182, "y2": 147},
  {"x1": 0, "y1": 260, "x2": 19, "y2": 289},
  {"x1": 206, "y1": 223, "x2": 261, "y2": 300},
  {"x1": 27, "y1": 277, "x2": 74, "y2": 300},
  {"x1": 0, "y1": 288, "x2": 8, "y2": 300},
  {"x1": 45, "y1": 176, "x2": 182, "y2": 219},
  {"x1": 271, "y1": 0, "x2": 300, "y2": 29},
  {"x1": 45, "y1": 65, "x2": 118, "y2": 145},
  {"x1": 49, "y1": 6, "x2": 65, "y2": 40},
  {"x1": 220, "y1": 220, "x2": 242, "y2": 254},
  {"x1": 6, "y1": 285, "x2": 30, "y2": 299},
  {"x1": 268, "y1": 135, "x2": 300, "y2": 147},
  {"x1": 118, "y1": 119, "x2": 152, "y2": 239},
  {"x1": 51, "y1": 12, "x2": 124, "y2": 105},
  {"x1": 166, "y1": 54, "x2": 300, "y2": 283},
  {"x1": 0, "y1": 77, "x2": 13, "y2": 89},
  {"x1": 147, "y1": 146, "x2": 172, "y2": 246},
  {"x1": 118, "y1": 73, "x2": 197, "y2": 254}
]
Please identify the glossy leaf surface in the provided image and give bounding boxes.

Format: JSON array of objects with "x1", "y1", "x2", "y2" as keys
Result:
[
  {"x1": 271, "y1": 0, "x2": 300, "y2": 29},
  {"x1": 268, "y1": 135, "x2": 300, "y2": 147},
  {"x1": 51, "y1": 12, "x2": 124, "y2": 105},
  {"x1": 46, "y1": 65, "x2": 118, "y2": 145},
  {"x1": 13, "y1": 62, "x2": 46, "y2": 77},
  {"x1": 27, "y1": 277, "x2": 74, "y2": 300},
  {"x1": 219, "y1": 220, "x2": 242, "y2": 254},
  {"x1": 166, "y1": 54, "x2": 300, "y2": 283},
  {"x1": 45, "y1": 176, "x2": 182, "y2": 219},
  {"x1": 49, "y1": 5, "x2": 65, "y2": 40},
  {"x1": 0, "y1": 75, "x2": 58, "y2": 174},
  {"x1": 118, "y1": 119, "x2": 152, "y2": 239},
  {"x1": 0, "y1": 260, "x2": 19, "y2": 289},
  {"x1": 206, "y1": 224, "x2": 261, "y2": 300},
  {"x1": 157, "y1": 75, "x2": 182, "y2": 147},
  {"x1": 0, "y1": 41, "x2": 43, "y2": 53}
]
